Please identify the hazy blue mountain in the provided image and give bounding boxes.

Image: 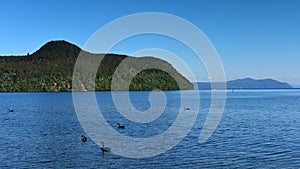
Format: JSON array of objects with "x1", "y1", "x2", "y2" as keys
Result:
[
  {"x1": 291, "y1": 84, "x2": 300, "y2": 88},
  {"x1": 195, "y1": 78, "x2": 293, "y2": 90}
]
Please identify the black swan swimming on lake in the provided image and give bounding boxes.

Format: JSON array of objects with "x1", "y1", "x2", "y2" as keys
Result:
[
  {"x1": 184, "y1": 107, "x2": 190, "y2": 110},
  {"x1": 100, "y1": 141, "x2": 111, "y2": 155},
  {"x1": 81, "y1": 135, "x2": 87, "y2": 143},
  {"x1": 116, "y1": 123, "x2": 125, "y2": 128}
]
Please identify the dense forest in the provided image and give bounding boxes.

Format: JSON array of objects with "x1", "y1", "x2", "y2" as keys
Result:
[{"x1": 0, "y1": 40, "x2": 193, "y2": 92}]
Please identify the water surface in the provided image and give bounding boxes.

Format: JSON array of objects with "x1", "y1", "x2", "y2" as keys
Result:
[{"x1": 0, "y1": 90, "x2": 299, "y2": 168}]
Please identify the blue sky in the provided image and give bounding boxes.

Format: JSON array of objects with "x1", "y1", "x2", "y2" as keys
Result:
[{"x1": 0, "y1": 0, "x2": 299, "y2": 85}]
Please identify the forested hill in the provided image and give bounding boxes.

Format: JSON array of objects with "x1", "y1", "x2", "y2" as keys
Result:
[{"x1": 0, "y1": 40, "x2": 193, "y2": 92}]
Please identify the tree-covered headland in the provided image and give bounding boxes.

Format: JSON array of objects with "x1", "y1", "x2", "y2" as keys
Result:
[{"x1": 0, "y1": 40, "x2": 193, "y2": 92}]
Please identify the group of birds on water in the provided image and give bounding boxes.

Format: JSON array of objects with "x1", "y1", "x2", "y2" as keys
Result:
[
  {"x1": 8, "y1": 106, "x2": 190, "y2": 156},
  {"x1": 80, "y1": 107, "x2": 191, "y2": 156},
  {"x1": 81, "y1": 122, "x2": 126, "y2": 155}
]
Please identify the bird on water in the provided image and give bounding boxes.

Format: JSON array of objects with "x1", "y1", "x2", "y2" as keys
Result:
[
  {"x1": 100, "y1": 141, "x2": 111, "y2": 155},
  {"x1": 8, "y1": 108, "x2": 14, "y2": 112},
  {"x1": 81, "y1": 135, "x2": 87, "y2": 143},
  {"x1": 116, "y1": 123, "x2": 125, "y2": 128},
  {"x1": 184, "y1": 107, "x2": 190, "y2": 110}
]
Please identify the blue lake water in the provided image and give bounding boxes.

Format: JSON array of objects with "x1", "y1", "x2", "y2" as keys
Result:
[{"x1": 0, "y1": 90, "x2": 299, "y2": 168}]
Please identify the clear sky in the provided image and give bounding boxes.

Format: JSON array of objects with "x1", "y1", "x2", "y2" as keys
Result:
[{"x1": 0, "y1": 0, "x2": 299, "y2": 85}]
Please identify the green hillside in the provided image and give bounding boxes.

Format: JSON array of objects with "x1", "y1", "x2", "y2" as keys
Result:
[{"x1": 0, "y1": 40, "x2": 193, "y2": 92}]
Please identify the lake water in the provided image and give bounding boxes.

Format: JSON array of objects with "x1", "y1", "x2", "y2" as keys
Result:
[{"x1": 0, "y1": 90, "x2": 299, "y2": 168}]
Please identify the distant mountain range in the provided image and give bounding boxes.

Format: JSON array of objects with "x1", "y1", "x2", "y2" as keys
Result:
[
  {"x1": 292, "y1": 84, "x2": 300, "y2": 88},
  {"x1": 0, "y1": 40, "x2": 295, "y2": 92},
  {"x1": 196, "y1": 78, "x2": 293, "y2": 90}
]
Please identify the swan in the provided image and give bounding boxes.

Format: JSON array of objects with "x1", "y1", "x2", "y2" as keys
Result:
[
  {"x1": 184, "y1": 107, "x2": 190, "y2": 110},
  {"x1": 116, "y1": 123, "x2": 125, "y2": 128},
  {"x1": 100, "y1": 141, "x2": 111, "y2": 155},
  {"x1": 81, "y1": 135, "x2": 87, "y2": 143}
]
